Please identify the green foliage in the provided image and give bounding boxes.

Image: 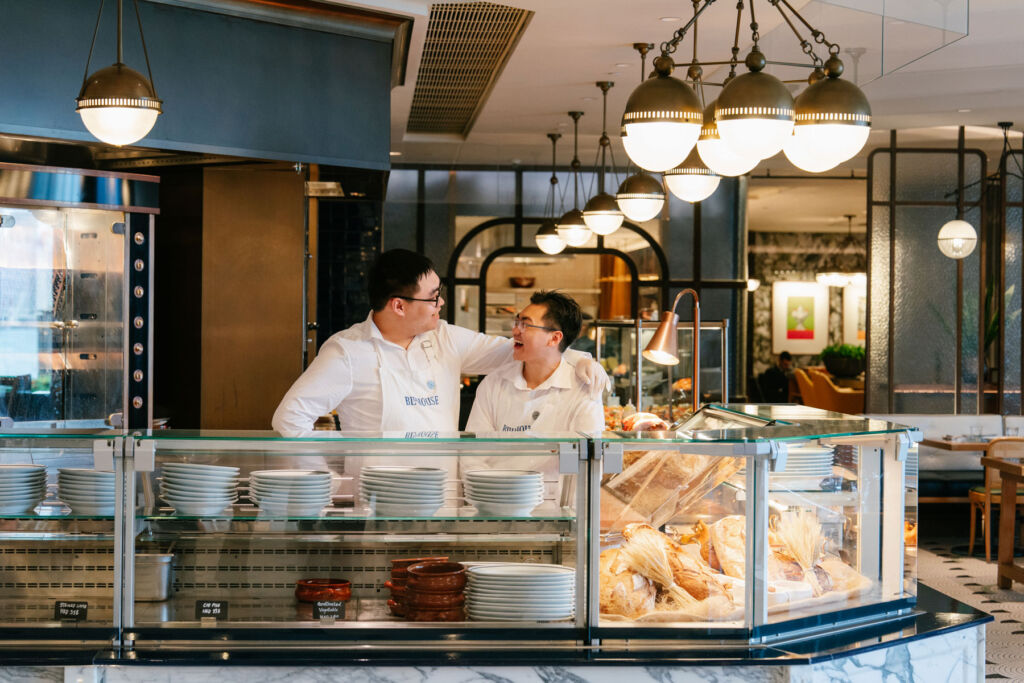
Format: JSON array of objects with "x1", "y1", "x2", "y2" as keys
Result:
[{"x1": 820, "y1": 343, "x2": 866, "y2": 361}]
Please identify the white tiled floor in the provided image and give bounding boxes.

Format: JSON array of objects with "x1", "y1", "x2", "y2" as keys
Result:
[{"x1": 918, "y1": 543, "x2": 1024, "y2": 681}]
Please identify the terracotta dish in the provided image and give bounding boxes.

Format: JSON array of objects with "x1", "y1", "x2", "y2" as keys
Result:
[
  {"x1": 406, "y1": 562, "x2": 466, "y2": 593},
  {"x1": 294, "y1": 578, "x2": 351, "y2": 603},
  {"x1": 391, "y1": 556, "x2": 448, "y2": 579},
  {"x1": 387, "y1": 599, "x2": 406, "y2": 617},
  {"x1": 405, "y1": 605, "x2": 464, "y2": 622},
  {"x1": 406, "y1": 591, "x2": 466, "y2": 608}
]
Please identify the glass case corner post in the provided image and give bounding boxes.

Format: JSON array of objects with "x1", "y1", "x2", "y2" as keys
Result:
[
  {"x1": 593, "y1": 438, "x2": 622, "y2": 631},
  {"x1": 126, "y1": 213, "x2": 153, "y2": 430},
  {"x1": 881, "y1": 432, "x2": 909, "y2": 601},
  {"x1": 745, "y1": 440, "x2": 775, "y2": 634},
  {"x1": 116, "y1": 436, "x2": 147, "y2": 635}
]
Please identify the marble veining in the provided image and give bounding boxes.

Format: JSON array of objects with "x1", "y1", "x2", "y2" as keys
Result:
[{"x1": 0, "y1": 667, "x2": 62, "y2": 683}]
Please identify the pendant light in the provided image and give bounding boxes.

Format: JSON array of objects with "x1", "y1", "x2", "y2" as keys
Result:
[
  {"x1": 785, "y1": 56, "x2": 872, "y2": 172},
  {"x1": 664, "y1": 148, "x2": 721, "y2": 203},
  {"x1": 697, "y1": 101, "x2": 759, "y2": 177},
  {"x1": 76, "y1": 0, "x2": 162, "y2": 146},
  {"x1": 937, "y1": 219, "x2": 977, "y2": 259},
  {"x1": 557, "y1": 112, "x2": 592, "y2": 247},
  {"x1": 583, "y1": 82, "x2": 625, "y2": 236},
  {"x1": 615, "y1": 44, "x2": 666, "y2": 222},
  {"x1": 716, "y1": 47, "x2": 794, "y2": 160},
  {"x1": 536, "y1": 133, "x2": 567, "y2": 255},
  {"x1": 620, "y1": 53, "x2": 703, "y2": 172}
]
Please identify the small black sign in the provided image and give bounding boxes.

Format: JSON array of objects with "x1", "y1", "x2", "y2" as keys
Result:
[
  {"x1": 313, "y1": 601, "x2": 345, "y2": 619},
  {"x1": 55, "y1": 601, "x2": 88, "y2": 622},
  {"x1": 195, "y1": 600, "x2": 228, "y2": 620}
]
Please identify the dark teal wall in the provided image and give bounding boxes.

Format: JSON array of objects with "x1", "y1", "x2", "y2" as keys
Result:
[{"x1": 0, "y1": 0, "x2": 391, "y2": 169}]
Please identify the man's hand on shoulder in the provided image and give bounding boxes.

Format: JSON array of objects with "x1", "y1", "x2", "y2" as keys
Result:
[{"x1": 574, "y1": 358, "x2": 611, "y2": 399}]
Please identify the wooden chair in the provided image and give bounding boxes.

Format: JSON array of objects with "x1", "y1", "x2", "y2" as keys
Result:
[
  {"x1": 807, "y1": 368, "x2": 864, "y2": 414},
  {"x1": 969, "y1": 437, "x2": 1024, "y2": 561},
  {"x1": 793, "y1": 368, "x2": 819, "y2": 408}
]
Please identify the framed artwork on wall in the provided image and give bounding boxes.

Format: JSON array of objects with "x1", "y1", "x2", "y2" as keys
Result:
[
  {"x1": 772, "y1": 281, "x2": 829, "y2": 354},
  {"x1": 843, "y1": 285, "x2": 867, "y2": 346}
]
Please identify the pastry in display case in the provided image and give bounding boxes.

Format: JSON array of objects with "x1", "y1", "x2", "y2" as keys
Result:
[{"x1": 594, "y1": 404, "x2": 916, "y2": 637}]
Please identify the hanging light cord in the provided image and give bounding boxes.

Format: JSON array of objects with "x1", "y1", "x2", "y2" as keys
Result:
[
  {"x1": 660, "y1": 0, "x2": 717, "y2": 57},
  {"x1": 571, "y1": 112, "x2": 581, "y2": 209},
  {"x1": 768, "y1": 0, "x2": 824, "y2": 67},
  {"x1": 545, "y1": 134, "x2": 560, "y2": 219},
  {"x1": 774, "y1": 0, "x2": 840, "y2": 56},
  {"x1": 79, "y1": 0, "x2": 107, "y2": 93},
  {"x1": 727, "y1": 1, "x2": 744, "y2": 82},
  {"x1": 132, "y1": 0, "x2": 160, "y2": 98}
]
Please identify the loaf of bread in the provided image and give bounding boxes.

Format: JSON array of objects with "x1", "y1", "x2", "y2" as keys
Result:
[
  {"x1": 599, "y1": 547, "x2": 657, "y2": 618},
  {"x1": 709, "y1": 515, "x2": 746, "y2": 579}
]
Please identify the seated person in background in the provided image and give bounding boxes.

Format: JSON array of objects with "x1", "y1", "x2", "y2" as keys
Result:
[
  {"x1": 467, "y1": 290, "x2": 604, "y2": 435},
  {"x1": 758, "y1": 351, "x2": 793, "y2": 403}
]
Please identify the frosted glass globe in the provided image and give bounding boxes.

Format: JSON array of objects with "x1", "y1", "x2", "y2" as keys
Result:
[
  {"x1": 79, "y1": 107, "x2": 159, "y2": 146},
  {"x1": 665, "y1": 173, "x2": 721, "y2": 203},
  {"x1": 784, "y1": 124, "x2": 870, "y2": 173},
  {"x1": 696, "y1": 137, "x2": 759, "y2": 177},
  {"x1": 556, "y1": 223, "x2": 591, "y2": 247},
  {"x1": 616, "y1": 196, "x2": 663, "y2": 222},
  {"x1": 717, "y1": 117, "x2": 794, "y2": 161},
  {"x1": 622, "y1": 121, "x2": 700, "y2": 172},
  {"x1": 536, "y1": 233, "x2": 566, "y2": 255},
  {"x1": 937, "y1": 220, "x2": 977, "y2": 259},
  {"x1": 583, "y1": 211, "x2": 624, "y2": 235}
]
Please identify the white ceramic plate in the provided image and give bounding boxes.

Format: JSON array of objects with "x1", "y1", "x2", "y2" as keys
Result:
[
  {"x1": 162, "y1": 463, "x2": 239, "y2": 474},
  {"x1": 359, "y1": 486, "x2": 444, "y2": 499},
  {"x1": 160, "y1": 479, "x2": 236, "y2": 492},
  {"x1": 0, "y1": 489, "x2": 45, "y2": 501},
  {"x1": 0, "y1": 473, "x2": 47, "y2": 485},
  {"x1": 161, "y1": 472, "x2": 240, "y2": 486},
  {"x1": 0, "y1": 465, "x2": 46, "y2": 474},
  {"x1": 468, "y1": 564, "x2": 574, "y2": 578},
  {"x1": 57, "y1": 484, "x2": 105, "y2": 496},
  {"x1": 466, "y1": 611, "x2": 573, "y2": 621},
  {"x1": 58, "y1": 475, "x2": 114, "y2": 486},
  {"x1": 466, "y1": 595, "x2": 573, "y2": 607},
  {"x1": 251, "y1": 469, "x2": 330, "y2": 480},
  {"x1": 361, "y1": 466, "x2": 445, "y2": 479},
  {"x1": 250, "y1": 480, "x2": 331, "y2": 492},
  {"x1": 0, "y1": 494, "x2": 44, "y2": 505},
  {"x1": 251, "y1": 488, "x2": 331, "y2": 500},
  {"x1": 360, "y1": 476, "x2": 446, "y2": 490},
  {"x1": 464, "y1": 490, "x2": 543, "y2": 502},
  {"x1": 463, "y1": 479, "x2": 542, "y2": 490},
  {"x1": 59, "y1": 494, "x2": 115, "y2": 504},
  {"x1": 57, "y1": 468, "x2": 113, "y2": 478},
  {"x1": 465, "y1": 469, "x2": 541, "y2": 479}
]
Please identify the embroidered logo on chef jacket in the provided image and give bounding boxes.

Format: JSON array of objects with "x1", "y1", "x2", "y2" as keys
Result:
[
  {"x1": 404, "y1": 394, "x2": 441, "y2": 407},
  {"x1": 405, "y1": 430, "x2": 439, "y2": 438}
]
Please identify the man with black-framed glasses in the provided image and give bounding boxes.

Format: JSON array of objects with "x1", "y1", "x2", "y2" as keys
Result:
[
  {"x1": 466, "y1": 291, "x2": 603, "y2": 435},
  {"x1": 272, "y1": 249, "x2": 607, "y2": 437}
]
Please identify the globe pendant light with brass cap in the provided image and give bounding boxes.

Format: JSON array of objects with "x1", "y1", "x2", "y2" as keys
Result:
[
  {"x1": 535, "y1": 133, "x2": 566, "y2": 255},
  {"x1": 583, "y1": 81, "x2": 625, "y2": 236},
  {"x1": 716, "y1": 48, "x2": 794, "y2": 160},
  {"x1": 620, "y1": 55, "x2": 703, "y2": 172},
  {"x1": 556, "y1": 112, "x2": 593, "y2": 247},
  {"x1": 784, "y1": 56, "x2": 871, "y2": 172},
  {"x1": 696, "y1": 101, "x2": 759, "y2": 177},
  {"x1": 76, "y1": 0, "x2": 163, "y2": 146},
  {"x1": 664, "y1": 148, "x2": 721, "y2": 203},
  {"x1": 615, "y1": 172, "x2": 665, "y2": 222}
]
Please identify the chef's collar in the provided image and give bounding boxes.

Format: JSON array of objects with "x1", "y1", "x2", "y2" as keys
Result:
[
  {"x1": 504, "y1": 358, "x2": 575, "y2": 392},
  {"x1": 365, "y1": 310, "x2": 431, "y2": 349}
]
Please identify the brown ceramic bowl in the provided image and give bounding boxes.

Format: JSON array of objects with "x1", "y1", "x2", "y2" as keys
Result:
[
  {"x1": 406, "y1": 562, "x2": 466, "y2": 593},
  {"x1": 406, "y1": 591, "x2": 465, "y2": 608},
  {"x1": 390, "y1": 556, "x2": 448, "y2": 579},
  {"x1": 509, "y1": 276, "x2": 535, "y2": 288},
  {"x1": 387, "y1": 598, "x2": 406, "y2": 617},
  {"x1": 405, "y1": 605, "x2": 464, "y2": 622},
  {"x1": 294, "y1": 578, "x2": 351, "y2": 603}
]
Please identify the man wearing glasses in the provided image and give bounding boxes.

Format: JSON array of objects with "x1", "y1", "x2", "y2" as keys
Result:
[
  {"x1": 466, "y1": 291, "x2": 604, "y2": 435},
  {"x1": 272, "y1": 249, "x2": 606, "y2": 436}
]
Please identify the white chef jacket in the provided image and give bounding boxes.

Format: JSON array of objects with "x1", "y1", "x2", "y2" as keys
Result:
[
  {"x1": 465, "y1": 358, "x2": 605, "y2": 435},
  {"x1": 271, "y1": 312, "x2": 591, "y2": 436}
]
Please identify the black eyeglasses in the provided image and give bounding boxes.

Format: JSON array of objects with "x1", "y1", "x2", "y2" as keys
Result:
[
  {"x1": 512, "y1": 316, "x2": 558, "y2": 332},
  {"x1": 392, "y1": 286, "x2": 444, "y2": 307}
]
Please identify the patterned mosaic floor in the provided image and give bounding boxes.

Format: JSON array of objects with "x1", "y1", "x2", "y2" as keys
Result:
[{"x1": 919, "y1": 542, "x2": 1024, "y2": 681}]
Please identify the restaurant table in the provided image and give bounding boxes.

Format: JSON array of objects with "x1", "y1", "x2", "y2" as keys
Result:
[
  {"x1": 980, "y1": 456, "x2": 1024, "y2": 589},
  {"x1": 919, "y1": 438, "x2": 992, "y2": 451}
]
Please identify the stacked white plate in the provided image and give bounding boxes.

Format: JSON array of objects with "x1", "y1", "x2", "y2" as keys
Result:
[
  {"x1": 466, "y1": 564, "x2": 575, "y2": 622},
  {"x1": 464, "y1": 469, "x2": 543, "y2": 516},
  {"x1": 160, "y1": 463, "x2": 239, "y2": 516},
  {"x1": 58, "y1": 468, "x2": 115, "y2": 515},
  {"x1": 359, "y1": 466, "x2": 444, "y2": 517},
  {"x1": 0, "y1": 464, "x2": 47, "y2": 514},
  {"x1": 770, "y1": 446, "x2": 835, "y2": 489},
  {"x1": 250, "y1": 470, "x2": 331, "y2": 516}
]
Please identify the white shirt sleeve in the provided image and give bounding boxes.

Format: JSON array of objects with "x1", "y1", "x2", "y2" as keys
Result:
[
  {"x1": 448, "y1": 325, "x2": 516, "y2": 375},
  {"x1": 465, "y1": 374, "x2": 500, "y2": 432},
  {"x1": 568, "y1": 392, "x2": 606, "y2": 435},
  {"x1": 271, "y1": 340, "x2": 353, "y2": 436}
]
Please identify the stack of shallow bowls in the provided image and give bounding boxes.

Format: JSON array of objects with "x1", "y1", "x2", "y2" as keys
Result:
[
  {"x1": 160, "y1": 463, "x2": 239, "y2": 516},
  {"x1": 359, "y1": 466, "x2": 445, "y2": 517},
  {"x1": 465, "y1": 564, "x2": 575, "y2": 622},
  {"x1": 769, "y1": 445, "x2": 834, "y2": 490},
  {"x1": 0, "y1": 465, "x2": 47, "y2": 514},
  {"x1": 404, "y1": 561, "x2": 466, "y2": 622},
  {"x1": 58, "y1": 468, "x2": 115, "y2": 515},
  {"x1": 250, "y1": 470, "x2": 331, "y2": 516},
  {"x1": 384, "y1": 556, "x2": 448, "y2": 617},
  {"x1": 463, "y1": 469, "x2": 543, "y2": 516}
]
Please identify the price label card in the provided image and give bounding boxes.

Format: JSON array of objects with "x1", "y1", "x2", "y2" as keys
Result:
[
  {"x1": 55, "y1": 601, "x2": 88, "y2": 622},
  {"x1": 195, "y1": 600, "x2": 228, "y2": 620},
  {"x1": 313, "y1": 601, "x2": 346, "y2": 619}
]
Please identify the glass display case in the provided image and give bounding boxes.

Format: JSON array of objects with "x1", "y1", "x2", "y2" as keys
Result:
[
  {"x1": 592, "y1": 404, "x2": 916, "y2": 643},
  {"x1": 0, "y1": 409, "x2": 918, "y2": 652},
  {"x1": 123, "y1": 431, "x2": 588, "y2": 646},
  {"x1": 0, "y1": 430, "x2": 119, "y2": 647},
  {"x1": 595, "y1": 319, "x2": 728, "y2": 429}
]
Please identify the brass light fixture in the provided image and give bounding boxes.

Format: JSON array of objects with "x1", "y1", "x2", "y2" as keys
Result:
[
  {"x1": 556, "y1": 112, "x2": 592, "y2": 247},
  {"x1": 664, "y1": 148, "x2": 721, "y2": 203},
  {"x1": 616, "y1": 44, "x2": 667, "y2": 222},
  {"x1": 622, "y1": 0, "x2": 871, "y2": 174},
  {"x1": 76, "y1": 0, "x2": 163, "y2": 146},
  {"x1": 536, "y1": 133, "x2": 567, "y2": 255},
  {"x1": 583, "y1": 82, "x2": 625, "y2": 236}
]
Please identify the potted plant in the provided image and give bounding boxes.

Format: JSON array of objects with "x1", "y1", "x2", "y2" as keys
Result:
[{"x1": 820, "y1": 343, "x2": 865, "y2": 378}]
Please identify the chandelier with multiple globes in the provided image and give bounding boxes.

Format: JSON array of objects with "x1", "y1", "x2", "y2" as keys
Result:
[{"x1": 619, "y1": 0, "x2": 871, "y2": 203}]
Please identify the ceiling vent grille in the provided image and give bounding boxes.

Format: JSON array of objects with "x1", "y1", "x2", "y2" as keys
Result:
[{"x1": 407, "y1": 2, "x2": 533, "y2": 137}]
